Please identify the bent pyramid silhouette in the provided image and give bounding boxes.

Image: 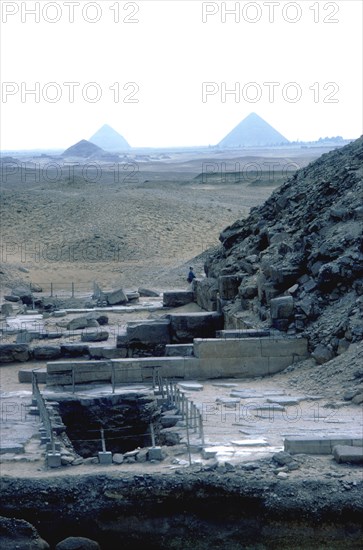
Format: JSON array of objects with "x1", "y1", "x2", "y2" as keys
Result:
[
  {"x1": 218, "y1": 113, "x2": 289, "y2": 147},
  {"x1": 89, "y1": 124, "x2": 130, "y2": 151}
]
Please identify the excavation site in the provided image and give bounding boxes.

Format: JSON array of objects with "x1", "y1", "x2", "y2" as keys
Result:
[{"x1": 1, "y1": 139, "x2": 362, "y2": 549}]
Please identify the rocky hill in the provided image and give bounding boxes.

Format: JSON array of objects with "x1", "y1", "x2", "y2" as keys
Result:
[{"x1": 204, "y1": 136, "x2": 363, "y2": 361}]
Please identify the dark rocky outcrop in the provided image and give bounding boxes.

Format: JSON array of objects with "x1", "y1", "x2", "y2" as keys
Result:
[
  {"x1": 202, "y1": 136, "x2": 363, "y2": 358},
  {"x1": 0, "y1": 344, "x2": 30, "y2": 362},
  {"x1": 55, "y1": 536, "x2": 101, "y2": 550},
  {"x1": 0, "y1": 515, "x2": 49, "y2": 549}
]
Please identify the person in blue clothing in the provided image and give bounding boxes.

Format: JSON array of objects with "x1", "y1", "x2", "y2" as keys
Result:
[{"x1": 187, "y1": 266, "x2": 196, "y2": 284}]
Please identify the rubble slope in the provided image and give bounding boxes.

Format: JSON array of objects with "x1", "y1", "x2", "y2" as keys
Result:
[{"x1": 205, "y1": 137, "x2": 363, "y2": 359}]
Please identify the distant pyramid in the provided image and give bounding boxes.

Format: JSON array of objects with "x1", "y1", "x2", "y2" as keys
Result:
[
  {"x1": 218, "y1": 113, "x2": 289, "y2": 148},
  {"x1": 89, "y1": 124, "x2": 130, "y2": 151},
  {"x1": 61, "y1": 139, "x2": 105, "y2": 158},
  {"x1": 61, "y1": 139, "x2": 120, "y2": 161}
]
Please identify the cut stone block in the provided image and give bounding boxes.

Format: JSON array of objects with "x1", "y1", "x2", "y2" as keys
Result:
[
  {"x1": 81, "y1": 330, "x2": 109, "y2": 342},
  {"x1": 169, "y1": 312, "x2": 223, "y2": 343},
  {"x1": 67, "y1": 316, "x2": 90, "y2": 331},
  {"x1": 46, "y1": 442, "x2": 61, "y2": 451},
  {"x1": 194, "y1": 277, "x2": 218, "y2": 312},
  {"x1": 105, "y1": 288, "x2": 128, "y2": 305},
  {"x1": 284, "y1": 436, "x2": 363, "y2": 455},
  {"x1": 0, "y1": 443, "x2": 24, "y2": 454},
  {"x1": 333, "y1": 445, "x2": 363, "y2": 464},
  {"x1": 178, "y1": 382, "x2": 203, "y2": 391},
  {"x1": 47, "y1": 452, "x2": 61, "y2": 468},
  {"x1": 98, "y1": 451, "x2": 113, "y2": 464},
  {"x1": 216, "y1": 329, "x2": 271, "y2": 338},
  {"x1": 165, "y1": 344, "x2": 194, "y2": 357},
  {"x1": 218, "y1": 275, "x2": 243, "y2": 300},
  {"x1": 148, "y1": 446, "x2": 164, "y2": 461},
  {"x1": 138, "y1": 288, "x2": 160, "y2": 297},
  {"x1": 60, "y1": 344, "x2": 90, "y2": 357},
  {"x1": 266, "y1": 396, "x2": 303, "y2": 406},
  {"x1": 270, "y1": 296, "x2": 294, "y2": 319},
  {"x1": 53, "y1": 310, "x2": 67, "y2": 317},
  {"x1": 202, "y1": 447, "x2": 218, "y2": 459},
  {"x1": 88, "y1": 346, "x2": 127, "y2": 359},
  {"x1": 163, "y1": 291, "x2": 194, "y2": 308},
  {"x1": 230, "y1": 439, "x2": 268, "y2": 446},
  {"x1": 0, "y1": 344, "x2": 30, "y2": 363},
  {"x1": 32, "y1": 346, "x2": 62, "y2": 360},
  {"x1": 18, "y1": 368, "x2": 47, "y2": 383}
]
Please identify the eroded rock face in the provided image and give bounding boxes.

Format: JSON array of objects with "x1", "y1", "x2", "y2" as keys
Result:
[
  {"x1": 203, "y1": 136, "x2": 363, "y2": 358},
  {"x1": 0, "y1": 344, "x2": 29, "y2": 363},
  {"x1": 0, "y1": 516, "x2": 49, "y2": 550},
  {"x1": 55, "y1": 536, "x2": 100, "y2": 550}
]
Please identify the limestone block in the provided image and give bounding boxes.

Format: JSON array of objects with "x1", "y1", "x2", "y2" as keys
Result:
[
  {"x1": 81, "y1": 330, "x2": 109, "y2": 342},
  {"x1": 18, "y1": 368, "x2": 47, "y2": 383},
  {"x1": 0, "y1": 344, "x2": 30, "y2": 363},
  {"x1": 60, "y1": 344, "x2": 90, "y2": 357},
  {"x1": 67, "y1": 316, "x2": 89, "y2": 330},
  {"x1": 194, "y1": 277, "x2": 218, "y2": 311},
  {"x1": 284, "y1": 437, "x2": 332, "y2": 455},
  {"x1": 270, "y1": 296, "x2": 294, "y2": 319},
  {"x1": 126, "y1": 319, "x2": 171, "y2": 345},
  {"x1": 163, "y1": 291, "x2": 194, "y2": 307},
  {"x1": 260, "y1": 337, "x2": 308, "y2": 358},
  {"x1": 105, "y1": 288, "x2": 128, "y2": 305},
  {"x1": 47, "y1": 451, "x2": 61, "y2": 468},
  {"x1": 218, "y1": 275, "x2": 243, "y2": 300},
  {"x1": 98, "y1": 451, "x2": 112, "y2": 464},
  {"x1": 165, "y1": 344, "x2": 194, "y2": 357},
  {"x1": 138, "y1": 288, "x2": 160, "y2": 297},
  {"x1": 333, "y1": 445, "x2": 363, "y2": 464},
  {"x1": 169, "y1": 312, "x2": 223, "y2": 343},
  {"x1": 89, "y1": 346, "x2": 127, "y2": 359},
  {"x1": 148, "y1": 446, "x2": 164, "y2": 461},
  {"x1": 32, "y1": 346, "x2": 62, "y2": 360}
]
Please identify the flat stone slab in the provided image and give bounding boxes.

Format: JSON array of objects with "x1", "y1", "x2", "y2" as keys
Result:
[
  {"x1": 216, "y1": 329, "x2": 271, "y2": 338},
  {"x1": 250, "y1": 404, "x2": 286, "y2": 412},
  {"x1": 0, "y1": 443, "x2": 25, "y2": 454},
  {"x1": 18, "y1": 368, "x2": 46, "y2": 383},
  {"x1": 333, "y1": 445, "x2": 363, "y2": 464},
  {"x1": 266, "y1": 396, "x2": 303, "y2": 406},
  {"x1": 202, "y1": 445, "x2": 232, "y2": 459},
  {"x1": 231, "y1": 439, "x2": 268, "y2": 446},
  {"x1": 178, "y1": 382, "x2": 204, "y2": 391},
  {"x1": 212, "y1": 383, "x2": 239, "y2": 388},
  {"x1": 165, "y1": 344, "x2": 194, "y2": 357},
  {"x1": 216, "y1": 398, "x2": 241, "y2": 405},
  {"x1": 230, "y1": 391, "x2": 265, "y2": 399},
  {"x1": 230, "y1": 390, "x2": 286, "y2": 399}
]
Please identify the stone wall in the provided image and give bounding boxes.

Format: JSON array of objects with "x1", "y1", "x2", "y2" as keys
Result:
[{"x1": 46, "y1": 337, "x2": 309, "y2": 386}]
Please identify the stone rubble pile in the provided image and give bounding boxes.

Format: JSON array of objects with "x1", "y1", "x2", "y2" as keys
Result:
[{"x1": 202, "y1": 136, "x2": 363, "y2": 362}]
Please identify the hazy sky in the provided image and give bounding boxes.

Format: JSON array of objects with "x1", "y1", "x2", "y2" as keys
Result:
[{"x1": 1, "y1": 0, "x2": 362, "y2": 149}]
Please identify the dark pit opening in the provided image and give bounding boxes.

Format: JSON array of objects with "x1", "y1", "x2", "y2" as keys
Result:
[{"x1": 57, "y1": 392, "x2": 160, "y2": 456}]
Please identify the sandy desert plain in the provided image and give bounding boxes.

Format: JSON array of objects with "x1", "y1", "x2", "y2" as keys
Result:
[{"x1": 0, "y1": 145, "x2": 332, "y2": 297}]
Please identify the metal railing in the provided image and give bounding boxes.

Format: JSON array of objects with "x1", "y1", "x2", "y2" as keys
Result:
[
  {"x1": 152, "y1": 368, "x2": 205, "y2": 453},
  {"x1": 32, "y1": 369, "x2": 55, "y2": 450}
]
